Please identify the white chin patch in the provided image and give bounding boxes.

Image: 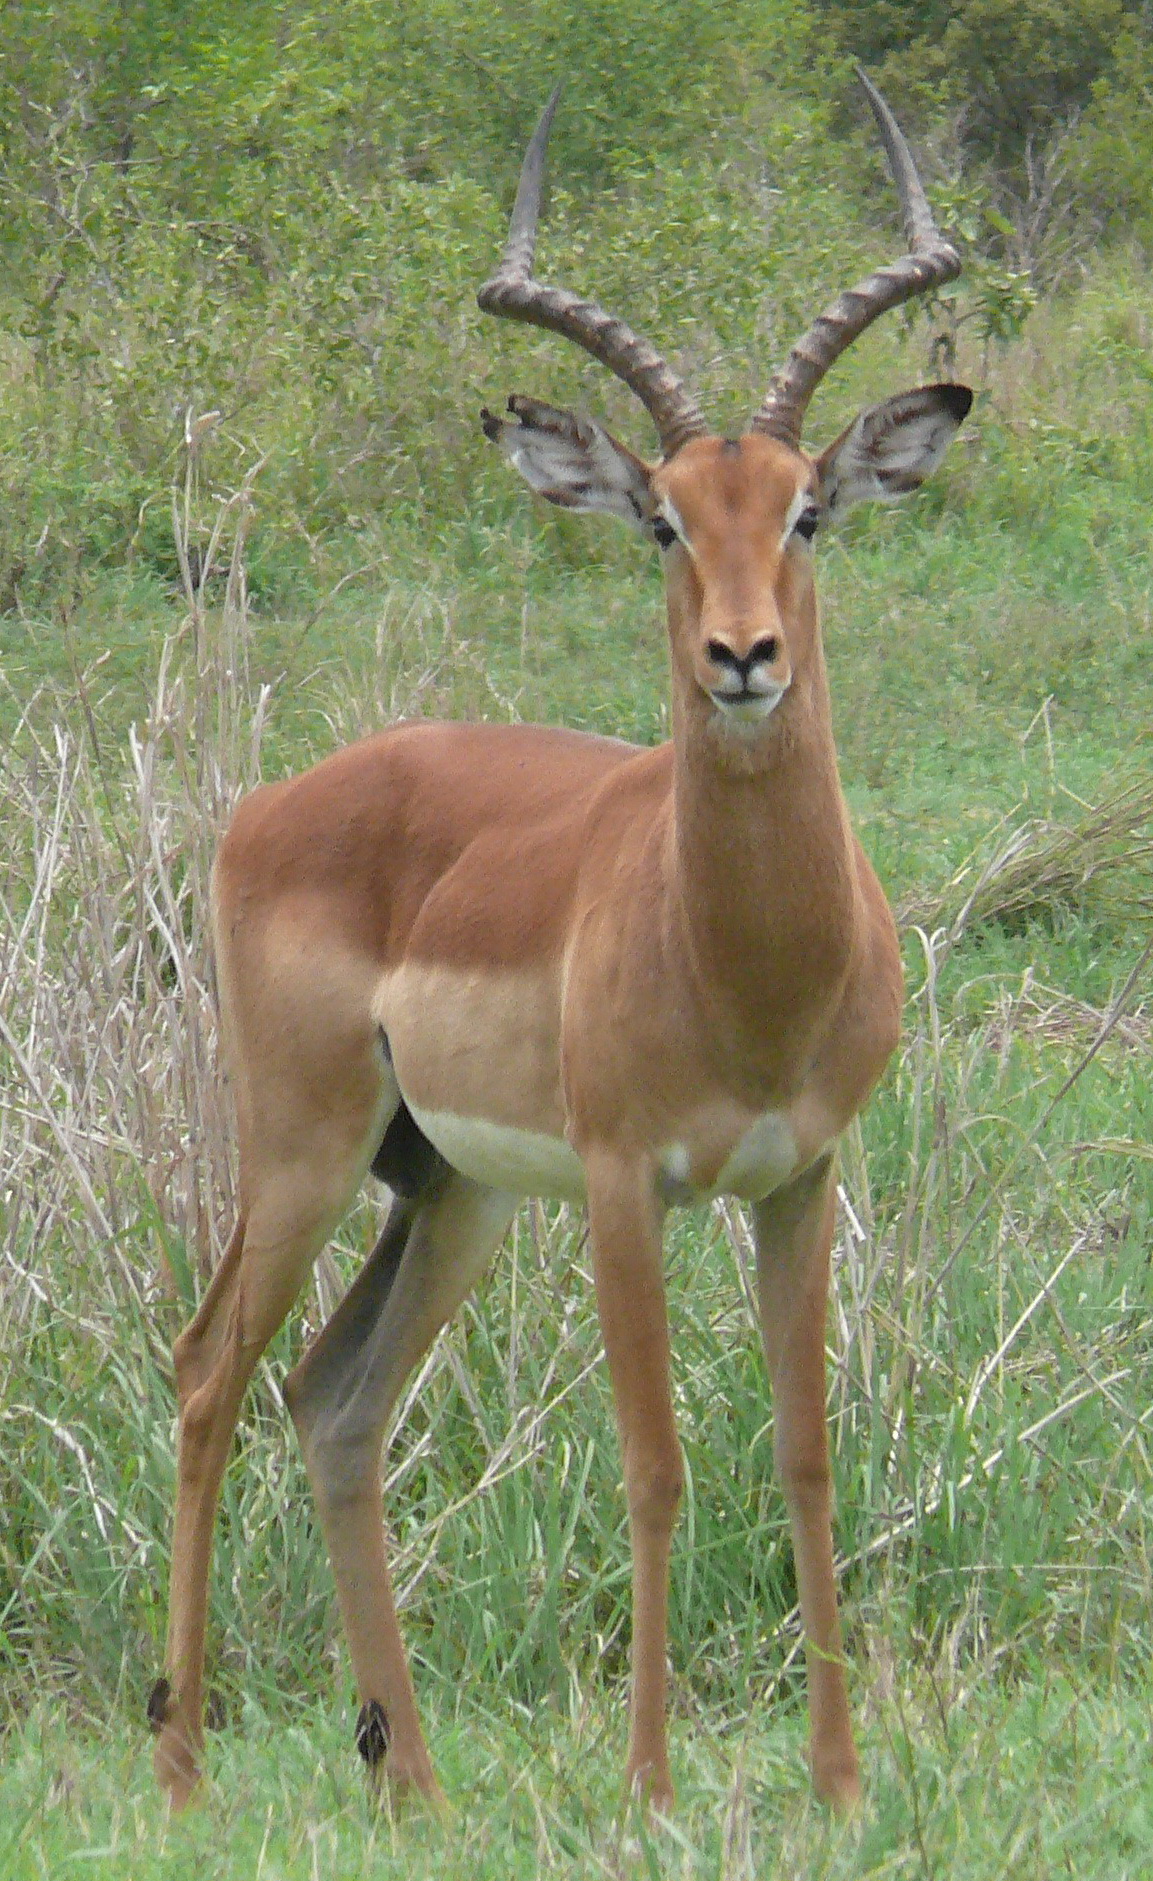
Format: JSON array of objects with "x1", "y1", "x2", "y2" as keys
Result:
[{"x1": 710, "y1": 682, "x2": 789, "y2": 725}]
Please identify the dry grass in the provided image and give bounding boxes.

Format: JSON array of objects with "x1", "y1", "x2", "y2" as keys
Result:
[{"x1": 898, "y1": 771, "x2": 1153, "y2": 943}]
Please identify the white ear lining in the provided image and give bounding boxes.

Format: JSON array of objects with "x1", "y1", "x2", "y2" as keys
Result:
[
  {"x1": 489, "y1": 403, "x2": 654, "y2": 528},
  {"x1": 818, "y1": 387, "x2": 969, "y2": 514}
]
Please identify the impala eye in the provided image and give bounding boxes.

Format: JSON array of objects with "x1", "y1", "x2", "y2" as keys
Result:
[
  {"x1": 652, "y1": 517, "x2": 677, "y2": 550},
  {"x1": 793, "y1": 505, "x2": 821, "y2": 543}
]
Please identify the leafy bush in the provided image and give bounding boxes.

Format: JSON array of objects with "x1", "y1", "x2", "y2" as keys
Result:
[{"x1": 0, "y1": 0, "x2": 981, "y2": 608}]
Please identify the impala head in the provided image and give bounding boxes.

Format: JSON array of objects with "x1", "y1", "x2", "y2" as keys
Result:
[
  {"x1": 479, "y1": 74, "x2": 972, "y2": 739},
  {"x1": 650, "y1": 429, "x2": 818, "y2": 730}
]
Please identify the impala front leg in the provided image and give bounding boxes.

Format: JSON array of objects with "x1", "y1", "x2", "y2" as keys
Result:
[
  {"x1": 584, "y1": 1151, "x2": 682, "y2": 1813},
  {"x1": 753, "y1": 1156, "x2": 859, "y2": 1812}
]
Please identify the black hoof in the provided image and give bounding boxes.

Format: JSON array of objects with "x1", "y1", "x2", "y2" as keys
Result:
[
  {"x1": 355, "y1": 1698, "x2": 390, "y2": 1768},
  {"x1": 147, "y1": 1676, "x2": 172, "y2": 1731}
]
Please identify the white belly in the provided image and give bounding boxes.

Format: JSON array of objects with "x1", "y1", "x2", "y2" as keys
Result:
[
  {"x1": 407, "y1": 1101, "x2": 811, "y2": 1209},
  {"x1": 406, "y1": 1102, "x2": 587, "y2": 1202}
]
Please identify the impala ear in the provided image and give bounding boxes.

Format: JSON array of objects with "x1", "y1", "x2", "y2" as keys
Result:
[
  {"x1": 481, "y1": 394, "x2": 655, "y2": 529},
  {"x1": 815, "y1": 382, "x2": 972, "y2": 514}
]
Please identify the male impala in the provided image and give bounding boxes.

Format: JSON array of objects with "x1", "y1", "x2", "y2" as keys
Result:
[{"x1": 149, "y1": 72, "x2": 971, "y2": 1815}]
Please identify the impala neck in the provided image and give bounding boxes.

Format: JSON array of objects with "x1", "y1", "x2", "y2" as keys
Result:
[{"x1": 667, "y1": 613, "x2": 858, "y2": 1079}]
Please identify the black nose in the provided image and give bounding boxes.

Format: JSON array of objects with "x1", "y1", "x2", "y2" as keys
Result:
[{"x1": 706, "y1": 635, "x2": 780, "y2": 680}]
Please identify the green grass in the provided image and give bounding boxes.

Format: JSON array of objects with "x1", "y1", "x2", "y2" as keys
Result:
[{"x1": 5, "y1": 1677, "x2": 1153, "y2": 1879}]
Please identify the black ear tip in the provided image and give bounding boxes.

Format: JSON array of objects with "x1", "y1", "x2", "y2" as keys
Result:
[
  {"x1": 939, "y1": 382, "x2": 974, "y2": 421},
  {"x1": 480, "y1": 407, "x2": 501, "y2": 440}
]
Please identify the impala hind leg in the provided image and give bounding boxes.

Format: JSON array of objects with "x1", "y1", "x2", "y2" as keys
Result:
[
  {"x1": 152, "y1": 1139, "x2": 380, "y2": 1810},
  {"x1": 584, "y1": 1154, "x2": 681, "y2": 1813},
  {"x1": 753, "y1": 1157, "x2": 860, "y2": 1812},
  {"x1": 284, "y1": 1171, "x2": 517, "y2": 1806}
]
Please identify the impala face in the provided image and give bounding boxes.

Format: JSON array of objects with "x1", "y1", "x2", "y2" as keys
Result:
[{"x1": 652, "y1": 433, "x2": 819, "y2": 730}]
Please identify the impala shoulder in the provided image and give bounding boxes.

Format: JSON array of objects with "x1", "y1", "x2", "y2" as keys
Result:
[{"x1": 578, "y1": 742, "x2": 674, "y2": 847}]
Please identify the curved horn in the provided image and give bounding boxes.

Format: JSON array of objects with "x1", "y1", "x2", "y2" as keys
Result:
[
  {"x1": 752, "y1": 67, "x2": 962, "y2": 449},
  {"x1": 477, "y1": 86, "x2": 708, "y2": 459}
]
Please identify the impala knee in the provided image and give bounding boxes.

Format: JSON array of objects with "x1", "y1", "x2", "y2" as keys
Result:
[
  {"x1": 296, "y1": 1409, "x2": 380, "y2": 1514},
  {"x1": 283, "y1": 1359, "x2": 322, "y2": 1443},
  {"x1": 173, "y1": 1382, "x2": 243, "y2": 1501},
  {"x1": 283, "y1": 1325, "x2": 368, "y2": 1449},
  {"x1": 776, "y1": 1445, "x2": 831, "y2": 1513},
  {"x1": 624, "y1": 1450, "x2": 684, "y2": 1530},
  {"x1": 172, "y1": 1324, "x2": 217, "y2": 1412}
]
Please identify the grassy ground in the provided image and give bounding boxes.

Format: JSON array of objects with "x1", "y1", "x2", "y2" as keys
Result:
[{"x1": 5, "y1": 1679, "x2": 1153, "y2": 1879}]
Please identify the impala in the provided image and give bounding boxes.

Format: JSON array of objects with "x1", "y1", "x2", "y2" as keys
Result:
[{"x1": 149, "y1": 71, "x2": 971, "y2": 1815}]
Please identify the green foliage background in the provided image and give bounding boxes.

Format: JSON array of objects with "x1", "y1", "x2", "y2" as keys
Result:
[{"x1": 3, "y1": 0, "x2": 1149, "y2": 616}]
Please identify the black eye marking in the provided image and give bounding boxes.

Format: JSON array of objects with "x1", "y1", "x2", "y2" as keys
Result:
[
  {"x1": 793, "y1": 505, "x2": 821, "y2": 542},
  {"x1": 652, "y1": 517, "x2": 677, "y2": 550}
]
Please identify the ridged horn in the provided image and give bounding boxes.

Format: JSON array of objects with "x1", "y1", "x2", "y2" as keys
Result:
[
  {"x1": 752, "y1": 67, "x2": 962, "y2": 449},
  {"x1": 477, "y1": 86, "x2": 709, "y2": 459}
]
